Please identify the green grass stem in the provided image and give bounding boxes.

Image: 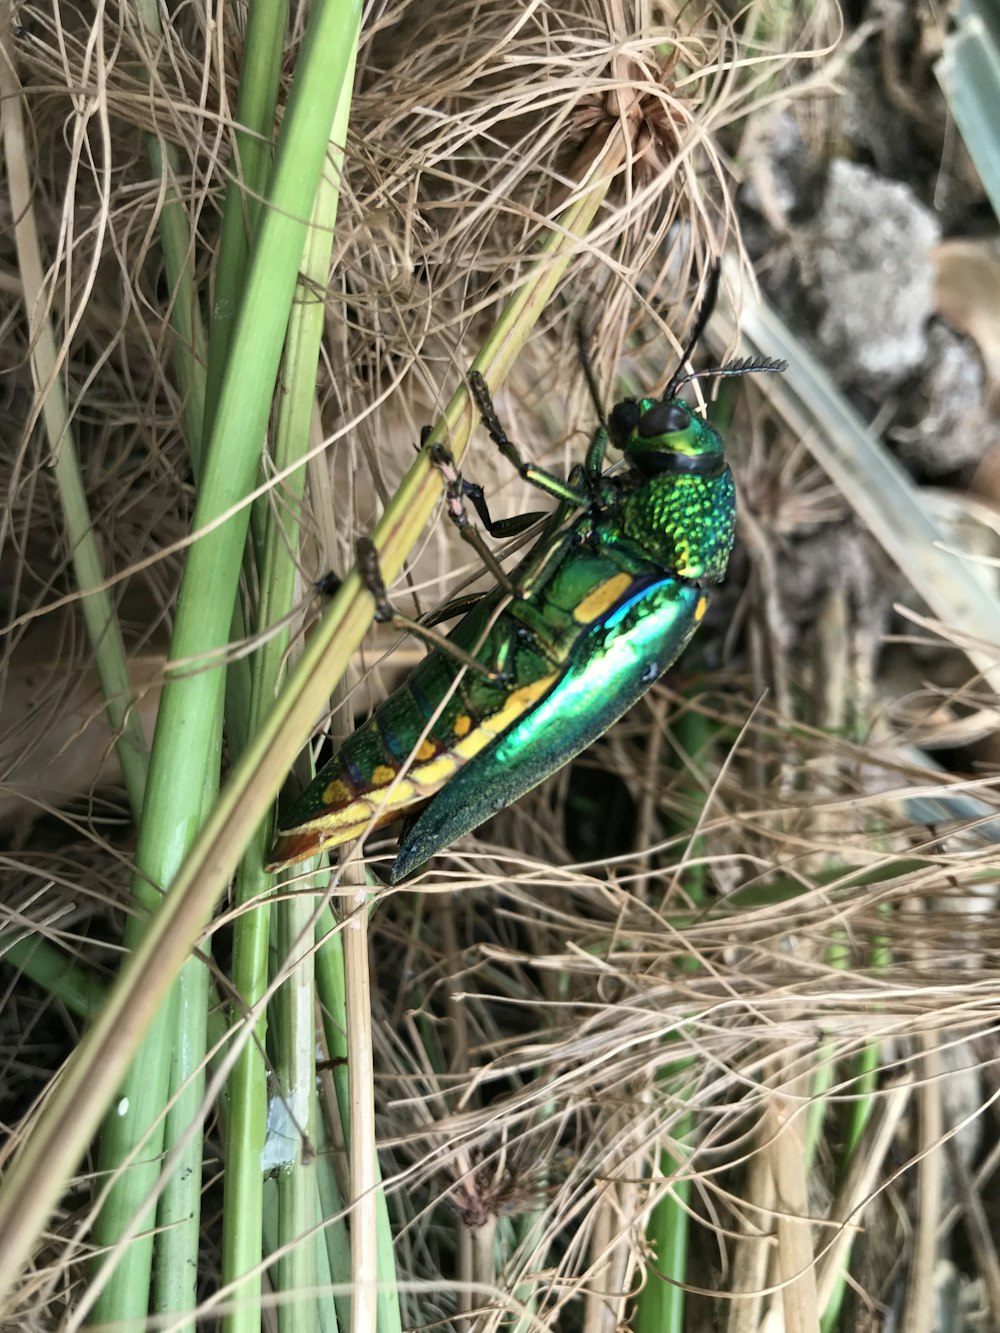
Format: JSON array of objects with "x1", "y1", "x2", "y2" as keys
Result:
[
  {"x1": 274, "y1": 896, "x2": 318, "y2": 1333},
  {"x1": 220, "y1": 23, "x2": 358, "y2": 1326},
  {"x1": 0, "y1": 136, "x2": 622, "y2": 1307},
  {"x1": 85, "y1": 3, "x2": 362, "y2": 1324},
  {"x1": 819, "y1": 930, "x2": 888, "y2": 1331},
  {"x1": 314, "y1": 902, "x2": 403, "y2": 1333},
  {"x1": 204, "y1": 0, "x2": 290, "y2": 441},
  {"x1": 0, "y1": 934, "x2": 106, "y2": 1021}
]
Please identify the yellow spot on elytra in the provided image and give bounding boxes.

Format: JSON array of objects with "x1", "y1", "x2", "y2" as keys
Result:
[
  {"x1": 415, "y1": 676, "x2": 560, "y2": 781},
  {"x1": 695, "y1": 594, "x2": 709, "y2": 622},
  {"x1": 412, "y1": 754, "x2": 461, "y2": 788},
  {"x1": 453, "y1": 713, "x2": 472, "y2": 737},
  {"x1": 573, "y1": 572, "x2": 633, "y2": 624},
  {"x1": 469, "y1": 674, "x2": 557, "y2": 743},
  {"x1": 415, "y1": 738, "x2": 437, "y2": 761},
  {"x1": 272, "y1": 759, "x2": 440, "y2": 869},
  {"x1": 322, "y1": 778, "x2": 352, "y2": 806},
  {"x1": 270, "y1": 670, "x2": 566, "y2": 866}
]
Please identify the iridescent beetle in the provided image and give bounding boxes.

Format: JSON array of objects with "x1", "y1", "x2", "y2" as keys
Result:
[{"x1": 268, "y1": 267, "x2": 784, "y2": 880}]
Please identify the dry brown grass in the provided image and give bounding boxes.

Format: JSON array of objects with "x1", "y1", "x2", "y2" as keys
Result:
[{"x1": 2, "y1": 0, "x2": 998, "y2": 1329}]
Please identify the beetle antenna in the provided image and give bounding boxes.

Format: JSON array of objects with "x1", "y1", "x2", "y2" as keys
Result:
[
  {"x1": 575, "y1": 322, "x2": 607, "y2": 427},
  {"x1": 662, "y1": 261, "x2": 722, "y2": 400},
  {"x1": 670, "y1": 354, "x2": 788, "y2": 395}
]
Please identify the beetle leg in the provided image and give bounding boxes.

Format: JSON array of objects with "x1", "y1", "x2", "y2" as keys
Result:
[
  {"x1": 460, "y1": 480, "x2": 544, "y2": 541},
  {"x1": 469, "y1": 371, "x2": 591, "y2": 507},
  {"x1": 420, "y1": 589, "x2": 489, "y2": 628},
  {"x1": 314, "y1": 570, "x2": 342, "y2": 597},
  {"x1": 427, "y1": 440, "x2": 546, "y2": 599},
  {"x1": 421, "y1": 432, "x2": 543, "y2": 536},
  {"x1": 356, "y1": 537, "x2": 505, "y2": 681},
  {"x1": 319, "y1": 561, "x2": 486, "y2": 628},
  {"x1": 584, "y1": 424, "x2": 609, "y2": 477}
]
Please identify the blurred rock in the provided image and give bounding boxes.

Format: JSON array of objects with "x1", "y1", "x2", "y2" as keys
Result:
[
  {"x1": 893, "y1": 323, "x2": 1000, "y2": 475},
  {"x1": 740, "y1": 110, "x2": 824, "y2": 229},
  {"x1": 814, "y1": 159, "x2": 940, "y2": 386}
]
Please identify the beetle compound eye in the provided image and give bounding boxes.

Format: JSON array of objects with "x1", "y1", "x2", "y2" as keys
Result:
[
  {"x1": 638, "y1": 401, "x2": 690, "y2": 438},
  {"x1": 609, "y1": 399, "x2": 641, "y2": 442}
]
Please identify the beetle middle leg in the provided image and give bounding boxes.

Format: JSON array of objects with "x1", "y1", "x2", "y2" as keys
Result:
[
  {"x1": 431, "y1": 443, "x2": 543, "y2": 541},
  {"x1": 426, "y1": 439, "x2": 545, "y2": 600},
  {"x1": 356, "y1": 537, "x2": 505, "y2": 681}
]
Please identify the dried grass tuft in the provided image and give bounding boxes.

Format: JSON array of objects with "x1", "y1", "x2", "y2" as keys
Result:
[{"x1": 4, "y1": 0, "x2": 996, "y2": 1328}]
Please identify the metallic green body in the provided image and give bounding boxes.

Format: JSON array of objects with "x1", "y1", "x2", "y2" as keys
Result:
[
  {"x1": 268, "y1": 395, "x2": 741, "y2": 879},
  {"x1": 391, "y1": 573, "x2": 705, "y2": 879},
  {"x1": 268, "y1": 259, "x2": 788, "y2": 878}
]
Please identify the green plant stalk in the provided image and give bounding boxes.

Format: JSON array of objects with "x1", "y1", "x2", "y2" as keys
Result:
[
  {"x1": 259, "y1": 74, "x2": 360, "y2": 1325},
  {"x1": 312, "y1": 1199, "x2": 342, "y2": 1333},
  {"x1": 142, "y1": 130, "x2": 261, "y2": 762},
  {"x1": 128, "y1": 0, "x2": 210, "y2": 483},
  {"x1": 509, "y1": 1201, "x2": 546, "y2": 1330},
  {"x1": 314, "y1": 909, "x2": 350, "y2": 1132},
  {"x1": 0, "y1": 54, "x2": 148, "y2": 817},
  {"x1": 131, "y1": 0, "x2": 269, "y2": 764},
  {"x1": 143, "y1": 131, "x2": 209, "y2": 472},
  {"x1": 152, "y1": 968, "x2": 212, "y2": 1327},
  {"x1": 635, "y1": 1108, "x2": 694, "y2": 1327},
  {"x1": 274, "y1": 900, "x2": 318, "y2": 1333},
  {"x1": 48, "y1": 0, "x2": 244, "y2": 1308},
  {"x1": 0, "y1": 933, "x2": 244, "y2": 1086},
  {"x1": 203, "y1": 0, "x2": 290, "y2": 451},
  {"x1": 635, "y1": 1160, "x2": 690, "y2": 1333},
  {"x1": 0, "y1": 143, "x2": 621, "y2": 1306},
  {"x1": 635, "y1": 703, "x2": 711, "y2": 1333},
  {"x1": 819, "y1": 931, "x2": 888, "y2": 1332},
  {"x1": 0, "y1": 935, "x2": 106, "y2": 1020},
  {"x1": 221, "y1": 854, "x2": 273, "y2": 1333},
  {"x1": 819, "y1": 1046, "x2": 883, "y2": 1333},
  {"x1": 82, "y1": 5, "x2": 362, "y2": 1326},
  {"x1": 142, "y1": 113, "x2": 270, "y2": 764},
  {"x1": 804, "y1": 931, "x2": 856, "y2": 1166},
  {"x1": 313, "y1": 1108, "x2": 352, "y2": 1333},
  {"x1": 219, "y1": 27, "x2": 357, "y2": 1321},
  {"x1": 260, "y1": 1181, "x2": 341, "y2": 1333},
  {"x1": 803, "y1": 1039, "x2": 836, "y2": 1165},
  {"x1": 314, "y1": 907, "x2": 402, "y2": 1333}
]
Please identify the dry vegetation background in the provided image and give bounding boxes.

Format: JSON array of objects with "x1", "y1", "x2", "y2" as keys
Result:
[{"x1": 0, "y1": 0, "x2": 999, "y2": 1329}]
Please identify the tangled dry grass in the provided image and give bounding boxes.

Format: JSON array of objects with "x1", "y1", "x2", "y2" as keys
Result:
[{"x1": 1, "y1": 0, "x2": 998, "y2": 1329}]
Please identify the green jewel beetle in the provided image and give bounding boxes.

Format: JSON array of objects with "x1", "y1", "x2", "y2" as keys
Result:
[{"x1": 268, "y1": 267, "x2": 784, "y2": 880}]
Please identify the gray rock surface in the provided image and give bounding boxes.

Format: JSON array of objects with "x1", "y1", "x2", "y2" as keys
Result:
[{"x1": 814, "y1": 159, "x2": 940, "y2": 386}]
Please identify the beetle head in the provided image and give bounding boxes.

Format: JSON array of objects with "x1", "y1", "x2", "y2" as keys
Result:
[
  {"x1": 609, "y1": 395, "x2": 725, "y2": 476},
  {"x1": 607, "y1": 262, "x2": 785, "y2": 476}
]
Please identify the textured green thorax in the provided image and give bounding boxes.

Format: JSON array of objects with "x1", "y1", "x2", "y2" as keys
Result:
[
  {"x1": 607, "y1": 393, "x2": 736, "y2": 582},
  {"x1": 619, "y1": 469, "x2": 736, "y2": 582}
]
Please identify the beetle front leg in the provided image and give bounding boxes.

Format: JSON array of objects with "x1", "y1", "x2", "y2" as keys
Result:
[{"x1": 469, "y1": 371, "x2": 591, "y2": 507}]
